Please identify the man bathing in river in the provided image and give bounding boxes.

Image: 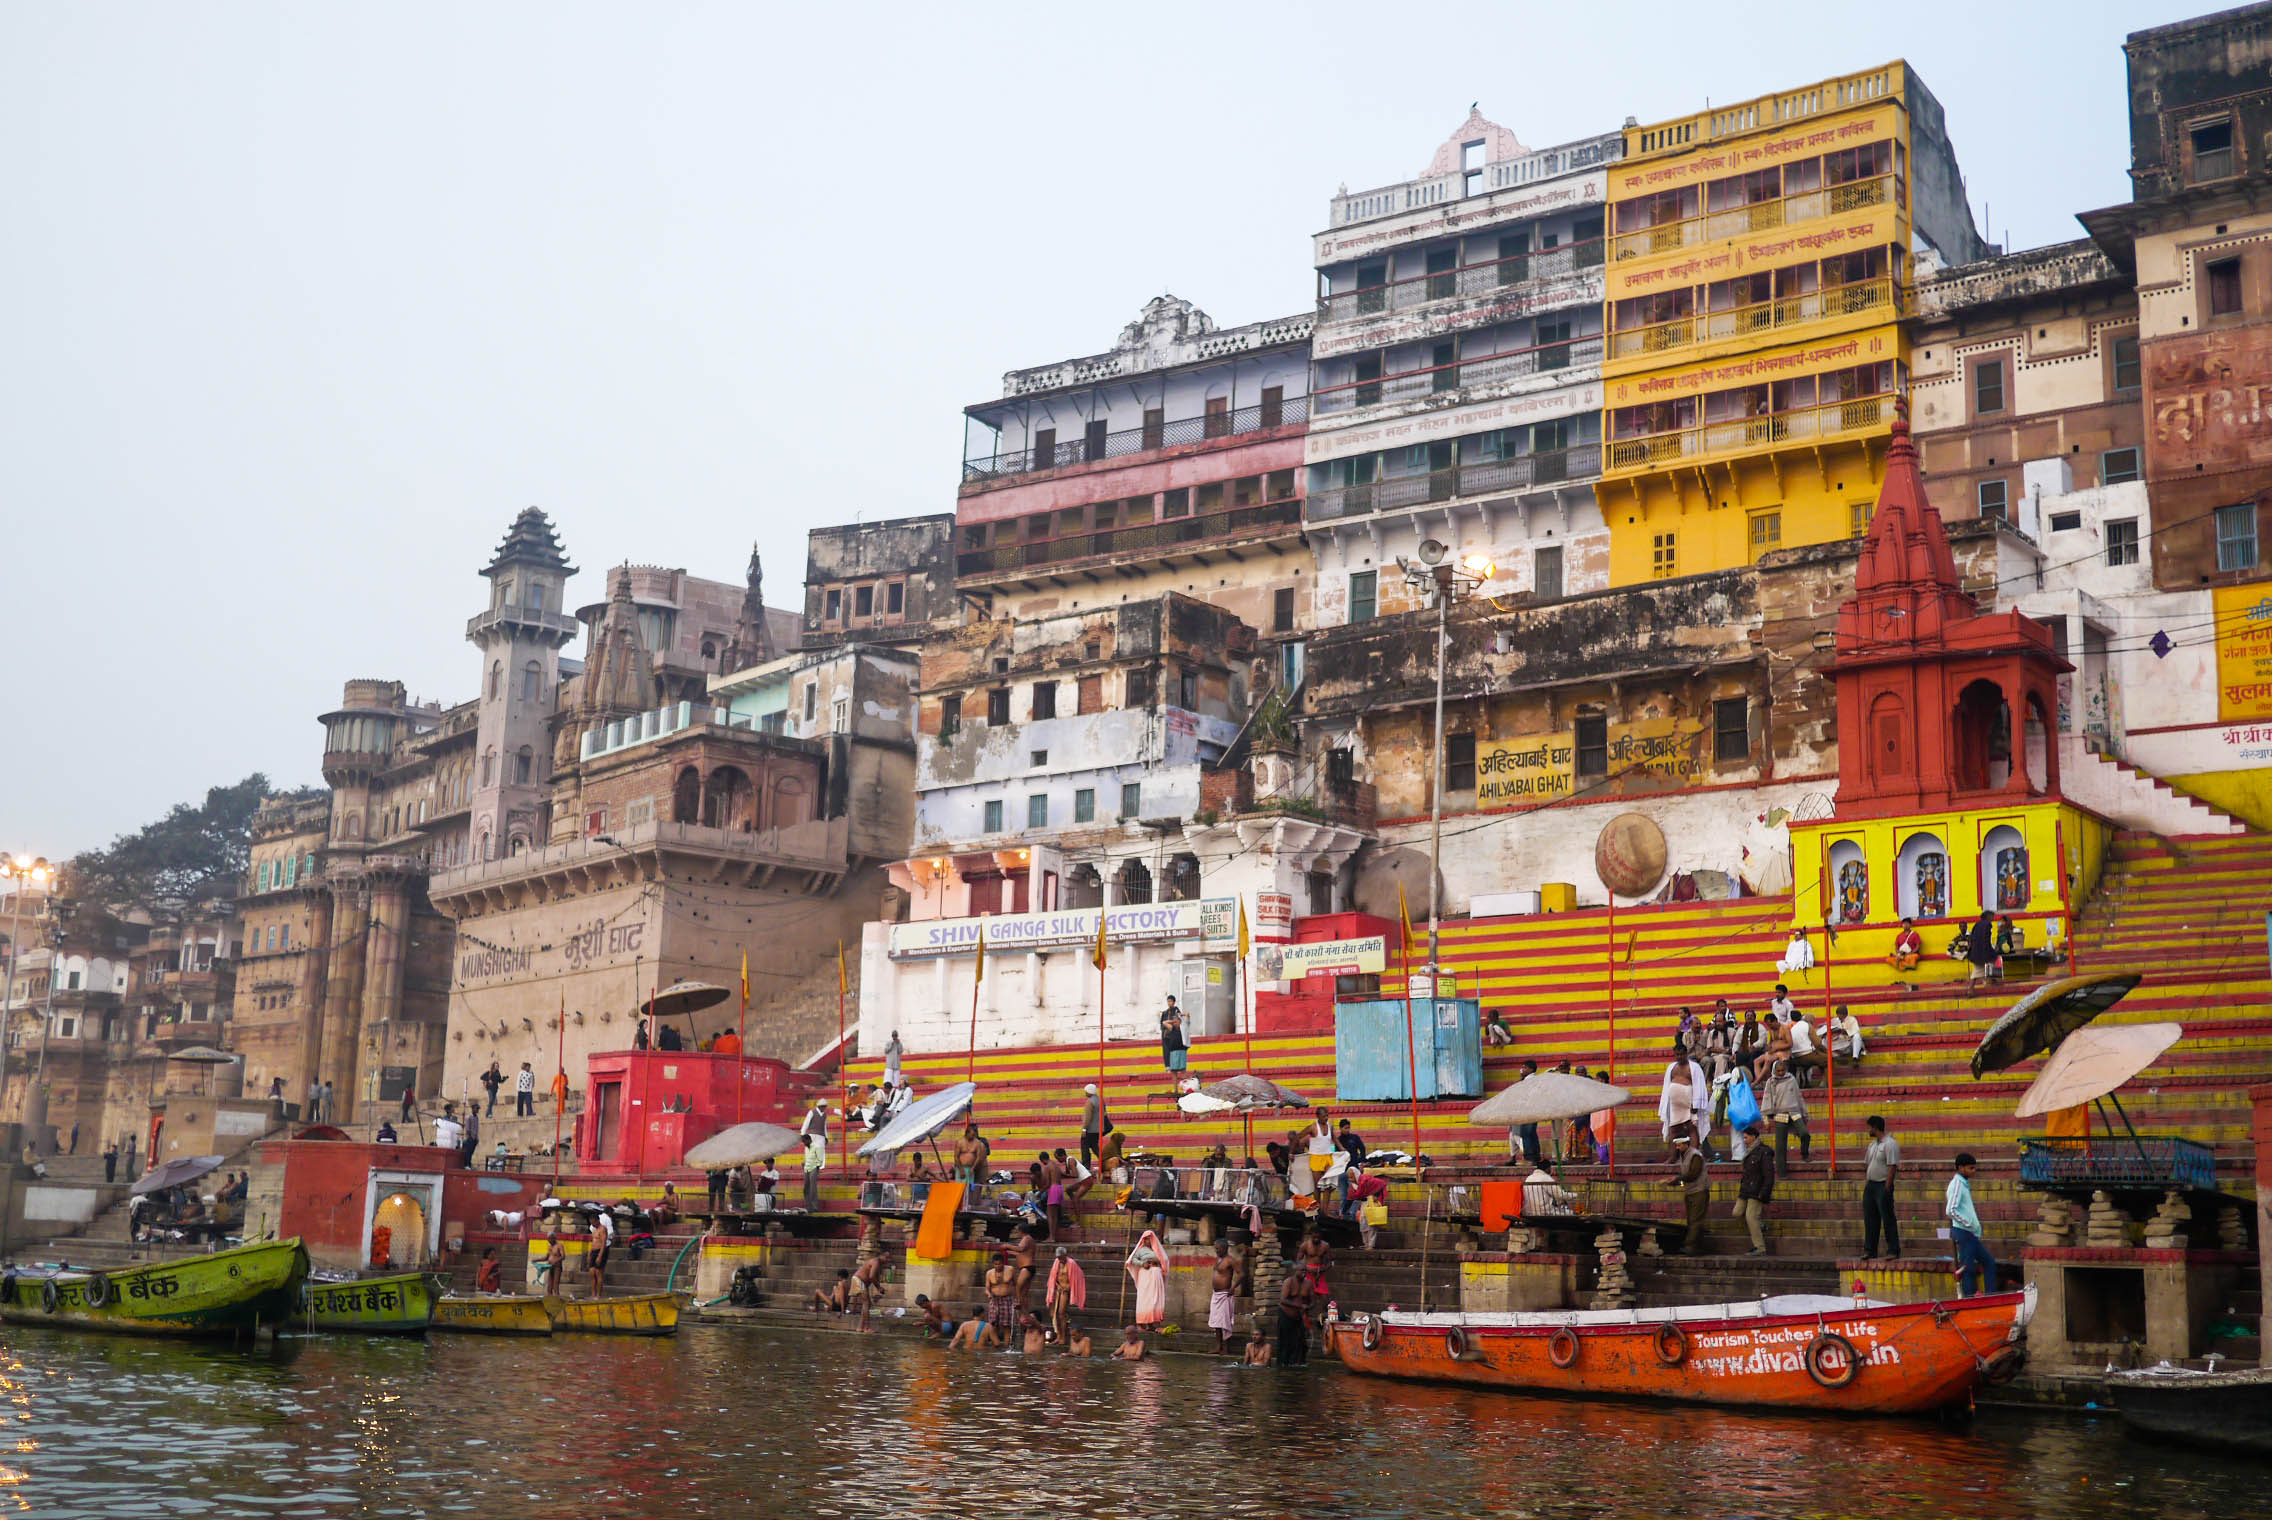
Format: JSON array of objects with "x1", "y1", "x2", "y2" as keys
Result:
[
  {"x1": 1112, "y1": 1325, "x2": 1148, "y2": 1360},
  {"x1": 1066, "y1": 1324, "x2": 1093, "y2": 1357},
  {"x1": 1209, "y1": 1239, "x2": 1239, "y2": 1353},
  {"x1": 1244, "y1": 1327, "x2": 1273, "y2": 1366},
  {"x1": 1021, "y1": 1314, "x2": 1048, "y2": 1355},
  {"x1": 983, "y1": 1250, "x2": 1020, "y2": 1343},
  {"x1": 949, "y1": 1307, "x2": 999, "y2": 1350}
]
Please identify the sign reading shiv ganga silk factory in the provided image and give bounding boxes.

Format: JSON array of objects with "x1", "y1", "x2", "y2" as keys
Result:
[{"x1": 887, "y1": 898, "x2": 1239, "y2": 960}]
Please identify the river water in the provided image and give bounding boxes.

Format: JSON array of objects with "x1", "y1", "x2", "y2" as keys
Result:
[{"x1": 2, "y1": 1322, "x2": 2256, "y2": 1518}]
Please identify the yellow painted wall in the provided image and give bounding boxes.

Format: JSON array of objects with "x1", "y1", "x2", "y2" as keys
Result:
[
  {"x1": 2164, "y1": 768, "x2": 2272, "y2": 832},
  {"x1": 1788, "y1": 802, "x2": 2108, "y2": 979},
  {"x1": 1598, "y1": 438, "x2": 1883, "y2": 585}
]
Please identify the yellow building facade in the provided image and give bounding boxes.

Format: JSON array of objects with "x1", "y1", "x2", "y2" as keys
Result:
[{"x1": 1596, "y1": 63, "x2": 1988, "y2": 585}]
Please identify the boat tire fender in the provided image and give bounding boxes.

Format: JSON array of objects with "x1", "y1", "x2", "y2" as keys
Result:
[
  {"x1": 1981, "y1": 1346, "x2": 2024, "y2": 1385},
  {"x1": 1652, "y1": 1322, "x2": 1688, "y2": 1366},
  {"x1": 1548, "y1": 1327, "x2": 1580, "y2": 1368},
  {"x1": 82, "y1": 1272, "x2": 111, "y2": 1309},
  {"x1": 1804, "y1": 1330, "x2": 1862, "y2": 1390},
  {"x1": 38, "y1": 1280, "x2": 58, "y2": 1315},
  {"x1": 1445, "y1": 1326, "x2": 1474, "y2": 1361},
  {"x1": 1361, "y1": 1316, "x2": 1383, "y2": 1352}
]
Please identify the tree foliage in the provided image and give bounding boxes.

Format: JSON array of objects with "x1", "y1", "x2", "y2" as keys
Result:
[{"x1": 69, "y1": 774, "x2": 281, "y2": 914}]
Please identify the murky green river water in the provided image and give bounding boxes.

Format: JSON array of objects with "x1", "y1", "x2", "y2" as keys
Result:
[{"x1": 0, "y1": 1323, "x2": 2257, "y2": 1518}]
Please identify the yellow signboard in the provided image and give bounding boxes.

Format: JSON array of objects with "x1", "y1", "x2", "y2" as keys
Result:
[
  {"x1": 2216, "y1": 582, "x2": 2272, "y2": 721},
  {"x1": 1607, "y1": 203, "x2": 1901, "y2": 297},
  {"x1": 1607, "y1": 324, "x2": 1899, "y2": 407},
  {"x1": 1611, "y1": 104, "x2": 1901, "y2": 199},
  {"x1": 1476, "y1": 717, "x2": 1709, "y2": 807}
]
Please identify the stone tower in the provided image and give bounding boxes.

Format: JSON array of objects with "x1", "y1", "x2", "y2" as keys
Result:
[{"x1": 469, "y1": 508, "x2": 576, "y2": 861}]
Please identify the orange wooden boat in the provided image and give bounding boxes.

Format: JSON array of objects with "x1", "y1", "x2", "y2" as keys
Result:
[{"x1": 1331, "y1": 1287, "x2": 2035, "y2": 1415}]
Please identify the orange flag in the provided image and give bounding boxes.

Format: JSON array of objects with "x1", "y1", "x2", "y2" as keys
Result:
[
  {"x1": 1237, "y1": 897, "x2": 1251, "y2": 959},
  {"x1": 740, "y1": 949, "x2": 750, "y2": 1004},
  {"x1": 836, "y1": 940, "x2": 847, "y2": 996},
  {"x1": 1397, "y1": 880, "x2": 1418, "y2": 959},
  {"x1": 975, "y1": 923, "x2": 986, "y2": 983},
  {"x1": 1091, "y1": 909, "x2": 1108, "y2": 972}
]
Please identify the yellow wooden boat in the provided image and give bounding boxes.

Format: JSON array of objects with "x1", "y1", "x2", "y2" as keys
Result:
[
  {"x1": 543, "y1": 1291, "x2": 688, "y2": 1336},
  {"x1": 432, "y1": 1293, "x2": 555, "y2": 1335},
  {"x1": 0, "y1": 1238, "x2": 308, "y2": 1338}
]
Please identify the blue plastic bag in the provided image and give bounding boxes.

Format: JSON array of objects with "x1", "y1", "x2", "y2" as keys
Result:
[{"x1": 1725, "y1": 1072, "x2": 1761, "y2": 1131}]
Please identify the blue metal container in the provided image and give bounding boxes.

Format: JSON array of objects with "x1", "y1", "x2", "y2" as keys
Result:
[{"x1": 1333, "y1": 998, "x2": 1482, "y2": 1101}]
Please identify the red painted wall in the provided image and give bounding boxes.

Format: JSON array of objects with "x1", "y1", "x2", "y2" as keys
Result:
[
  {"x1": 579, "y1": 1049, "x2": 807, "y2": 1174},
  {"x1": 262, "y1": 1138, "x2": 550, "y2": 1270}
]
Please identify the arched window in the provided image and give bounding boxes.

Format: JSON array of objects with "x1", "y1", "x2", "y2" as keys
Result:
[
  {"x1": 488, "y1": 662, "x2": 503, "y2": 699},
  {"x1": 515, "y1": 747, "x2": 534, "y2": 785},
  {"x1": 522, "y1": 661, "x2": 542, "y2": 701},
  {"x1": 1895, "y1": 831, "x2": 1950, "y2": 920},
  {"x1": 672, "y1": 767, "x2": 701, "y2": 824},
  {"x1": 1980, "y1": 824, "x2": 2029, "y2": 913},
  {"x1": 1827, "y1": 838, "x2": 1868, "y2": 923}
]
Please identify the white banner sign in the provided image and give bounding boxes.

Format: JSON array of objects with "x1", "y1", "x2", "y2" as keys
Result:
[
  {"x1": 1254, "y1": 935, "x2": 1387, "y2": 981},
  {"x1": 888, "y1": 898, "x2": 1238, "y2": 960}
]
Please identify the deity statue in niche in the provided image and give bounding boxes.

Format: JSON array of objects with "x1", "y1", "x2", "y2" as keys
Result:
[
  {"x1": 1836, "y1": 860, "x2": 1869, "y2": 923},
  {"x1": 1995, "y1": 846, "x2": 2029, "y2": 911},
  {"x1": 1915, "y1": 852, "x2": 1949, "y2": 920}
]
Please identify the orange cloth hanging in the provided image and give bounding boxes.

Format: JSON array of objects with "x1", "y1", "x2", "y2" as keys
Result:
[
  {"x1": 2043, "y1": 1105, "x2": 2092, "y2": 1139},
  {"x1": 913, "y1": 1182, "x2": 964, "y2": 1261},
  {"x1": 1479, "y1": 1180, "x2": 1524, "y2": 1231}
]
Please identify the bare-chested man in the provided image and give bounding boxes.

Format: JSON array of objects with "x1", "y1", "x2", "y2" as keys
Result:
[
  {"x1": 983, "y1": 1249, "x2": 1019, "y2": 1345},
  {"x1": 848, "y1": 1254, "x2": 885, "y2": 1332},
  {"x1": 1012, "y1": 1227, "x2": 1040, "y2": 1312},
  {"x1": 1112, "y1": 1325, "x2": 1147, "y2": 1360},
  {"x1": 953, "y1": 1122, "x2": 991, "y2": 1200},
  {"x1": 1036, "y1": 1151, "x2": 1065, "y2": 1233},
  {"x1": 1243, "y1": 1327, "x2": 1273, "y2": 1365},
  {"x1": 1208, "y1": 1238, "x2": 1239, "y2": 1353},
  {"x1": 1095, "y1": 1127, "x2": 1127, "y2": 1181},
  {"x1": 1021, "y1": 1313, "x2": 1047, "y2": 1355},
  {"x1": 949, "y1": 1307, "x2": 998, "y2": 1350},
  {"x1": 1295, "y1": 1228, "x2": 1333, "y2": 1303},
  {"x1": 1066, "y1": 1324, "x2": 1093, "y2": 1357}
]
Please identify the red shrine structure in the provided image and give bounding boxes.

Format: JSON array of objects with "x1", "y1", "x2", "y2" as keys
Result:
[{"x1": 1790, "y1": 415, "x2": 2100, "y2": 981}]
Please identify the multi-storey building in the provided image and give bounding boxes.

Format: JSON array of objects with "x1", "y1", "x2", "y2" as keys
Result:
[
  {"x1": 954, "y1": 296, "x2": 1313, "y2": 642},
  {"x1": 802, "y1": 515, "x2": 959, "y2": 653},
  {"x1": 1307, "y1": 110, "x2": 1622, "y2": 618},
  {"x1": 861, "y1": 591, "x2": 1375, "y2": 1057},
  {"x1": 2077, "y1": 2, "x2": 2272, "y2": 823},
  {"x1": 1598, "y1": 63, "x2": 1988, "y2": 584}
]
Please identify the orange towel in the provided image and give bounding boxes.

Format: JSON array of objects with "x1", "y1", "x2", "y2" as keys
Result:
[
  {"x1": 1479, "y1": 1180, "x2": 1524, "y2": 1232},
  {"x1": 2043, "y1": 1105, "x2": 2091, "y2": 1139},
  {"x1": 914, "y1": 1182, "x2": 964, "y2": 1260}
]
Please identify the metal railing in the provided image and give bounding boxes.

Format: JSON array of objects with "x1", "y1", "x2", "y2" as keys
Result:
[
  {"x1": 1306, "y1": 446, "x2": 1601, "y2": 522},
  {"x1": 1605, "y1": 393, "x2": 1892, "y2": 473},
  {"x1": 957, "y1": 496, "x2": 1303, "y2": 578},
  {"x1": 963, "y1": 394, "x2": 1310, "y2": 481},
  {"x1": 1313, "y1": 336, "x2": 1604, "y2": 415},
  {"x1": 1607, "y1": 173, "x2": 1900, "y2": 262},
  {"x1": 1317, "y1": 240, "x2": 1605, "y2": 324},
  {"x1": 1607, "y1": 278, "x2": 1899, "y2": 361}
]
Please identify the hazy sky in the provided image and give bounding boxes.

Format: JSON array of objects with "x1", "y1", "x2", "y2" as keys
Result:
[{"x1": 1, "y1": 1, "x2": 2202, "y2": 856}]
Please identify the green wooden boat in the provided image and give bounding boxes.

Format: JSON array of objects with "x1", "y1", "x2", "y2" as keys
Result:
[
  {"x1": 0, "y1": 1238, "x2": 310, "y2": 1337},
  {"x1": 301, "y1": 1270, "x2": 446, "y2": 1334}
]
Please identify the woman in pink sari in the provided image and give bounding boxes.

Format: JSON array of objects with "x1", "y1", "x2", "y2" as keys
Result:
[
  {"x1": 1125, "y1": 1230, "x2": 1168, "y2": 1329},
  {"x1": 1045, "y1": 1245, "x2": 1087, "y2": 1343}
]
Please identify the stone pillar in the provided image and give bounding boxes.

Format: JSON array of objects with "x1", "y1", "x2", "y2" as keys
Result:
[
  {"x1": 294, "y1": 891, "x2": 335, "y2": 1121},
  {"x1": 356, "y1": 879, "x2": 410, "y2": 1127},
  {"x1": 317, "y1": 885, "x2": 368, "y2": 1118}
]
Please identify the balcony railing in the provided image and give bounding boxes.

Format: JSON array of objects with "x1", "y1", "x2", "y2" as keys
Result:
[
  {"x1": 1306, "y1": 447, "x2": 1601, "y2": 522},
  {"x1": 1607, "y1": 278, "x2": 1900, "y2": 362},
  {"x1": 463, "y1": 605, "x2": 579, "y2": 643},
  {"x1": 1317, "y1": 240, "x2": 1605, "y2": 324},
  {"x1": 963, "y1": 395, "x2": 1309, "y2": 481},
  {"x1": 958, "y1": 496, "x2": 1303, "y2": 578},
  {"x1": 1605, "y1": 393, "x2": 1892, "y2": 474},
  {"x1": 1313, "y1": 336, "x2": 1603, "y2": 416},
  {"x1": 1607, "y1": 173, "x2": 1900, "y2": 262}
]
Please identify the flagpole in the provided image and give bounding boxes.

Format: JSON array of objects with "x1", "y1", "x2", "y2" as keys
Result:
[
  {"x1": 552, "y1": 986, "x2": 566, "y2": 1189},
  {"x1": 1822, "y1": 919, "x2": 1837, "y2": 1182},
  {"x1": 736, "y1": 951, "x2": 748, "y2": 1127},
  {"x1": 1605, "y1": 894, "x2": 1617, "y2": 1181},
  {"x1": 1399, "y1": 883, "x2": 1421, "y2": 1164},
  {"x1": 837, "y1": 941, "x2": 849, "y2": 1178},
  {"x1": 1094, "y1": 910, "x2": 1107, "y2": 1096},
  {"x1": 967, "y1": 926, "x2": 984, "y2": 1089},
  {"x1": 1238, "y1": 899, "x2": 1254, "y2": 1162}
]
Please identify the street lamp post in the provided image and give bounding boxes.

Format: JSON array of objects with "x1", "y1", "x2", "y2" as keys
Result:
[
  {"x1": 0, "y1": 853, "x2": 55, "y2": 1134},
  {"x1": 1397, "y1": 541, "x2": 1496, "y2": 995}
]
